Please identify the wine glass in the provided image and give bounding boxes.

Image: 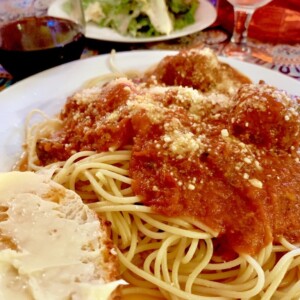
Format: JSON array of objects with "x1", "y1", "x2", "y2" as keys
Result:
[
  {"x1": 0, "y1": 0, "x2": 86, "y2": 81},
  {"x1": 222, "y1": 0, "x2": 273, "y2": 59}
]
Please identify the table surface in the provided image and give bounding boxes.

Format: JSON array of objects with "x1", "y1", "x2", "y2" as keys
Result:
[{"x1": 0, "y1": 0, "x2": 300, "y2": 91}]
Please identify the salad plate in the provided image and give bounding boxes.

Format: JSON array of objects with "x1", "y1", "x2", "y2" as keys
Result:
[
  {"x1": 0, "y1": 50, "x2": 300, "y2": 171},
  {"x1": 48, "y1": 0, "x2": 217, "y2": 43}
]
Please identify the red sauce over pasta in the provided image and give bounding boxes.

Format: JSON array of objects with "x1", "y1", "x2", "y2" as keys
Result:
[{"x1": 35, "y1": 48, "x2": 300, "y2": 257}]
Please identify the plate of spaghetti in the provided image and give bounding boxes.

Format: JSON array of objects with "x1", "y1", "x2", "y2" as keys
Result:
[{"x1": 0, "y1": 48, "x2": 300, "y2": 300}]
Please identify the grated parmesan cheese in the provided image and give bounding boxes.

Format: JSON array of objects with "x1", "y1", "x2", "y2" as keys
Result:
[{"x1": 249, "y1": 178, "x2": 263, "y2": 189}]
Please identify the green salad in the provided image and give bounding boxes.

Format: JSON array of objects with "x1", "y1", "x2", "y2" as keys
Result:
[{"x1": 82, "y1": 0, "x2": 199, "y2": 37}]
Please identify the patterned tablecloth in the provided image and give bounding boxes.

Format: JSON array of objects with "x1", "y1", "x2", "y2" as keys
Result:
[{"x1": 0, "y1": 0, "x2": 300, "y2": 91}]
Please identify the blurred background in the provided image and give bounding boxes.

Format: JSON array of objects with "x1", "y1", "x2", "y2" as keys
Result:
[{"x1": 0, "y1": 0, "x2": 299, "y2": 88}]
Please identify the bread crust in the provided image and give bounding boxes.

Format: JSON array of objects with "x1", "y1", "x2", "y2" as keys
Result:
[{"x1": 0, "y1": 171, "x2": 123, "y2": 300}]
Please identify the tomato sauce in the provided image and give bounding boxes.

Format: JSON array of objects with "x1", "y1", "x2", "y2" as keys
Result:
[{"x1": 35, "y1": 48, "x2": 300, "y2": 257}]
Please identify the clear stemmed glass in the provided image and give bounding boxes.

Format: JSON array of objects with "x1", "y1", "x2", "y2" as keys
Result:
[{"x1": 222, "y1": 0, "x2": 273, "y2": 60}]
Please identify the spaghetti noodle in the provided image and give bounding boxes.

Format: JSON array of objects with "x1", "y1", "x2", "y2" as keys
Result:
[{"x1": 23, "y1": 48, "x2": 300, "y2": 299}]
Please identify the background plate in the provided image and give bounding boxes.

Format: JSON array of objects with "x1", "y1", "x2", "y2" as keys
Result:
[{"x1": 48, "y1": 0, "x2": 217, "y2": 43}]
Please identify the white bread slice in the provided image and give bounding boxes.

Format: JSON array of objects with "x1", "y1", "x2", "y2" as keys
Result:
[{"x1": 0, "y1": 171, "x2": 125, "y2": 300}]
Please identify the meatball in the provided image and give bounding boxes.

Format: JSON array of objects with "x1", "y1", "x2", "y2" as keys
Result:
[
  {"x1": 144, "y1": 47, "x2": 251, "y2": 95},
  {"x1": 229, "y1": 83, "x2": 300, "y2": 150}
]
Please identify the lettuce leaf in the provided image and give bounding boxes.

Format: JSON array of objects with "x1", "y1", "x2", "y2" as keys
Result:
[{"x1": 169, "y1": 0, "x2": 199, "y2": 30}]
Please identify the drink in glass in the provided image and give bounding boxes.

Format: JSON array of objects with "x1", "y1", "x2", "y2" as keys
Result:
[
  {"x1": 222, "y1": 0, "x2": 273, "y2": 59},
  {"x1": 0, "y1": 0, "x2": 86, "y2": 81}
]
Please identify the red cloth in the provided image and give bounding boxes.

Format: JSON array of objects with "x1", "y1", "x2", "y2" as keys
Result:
[{"x1": 216, "y1": 0, "x2": 300, "y2": 44}]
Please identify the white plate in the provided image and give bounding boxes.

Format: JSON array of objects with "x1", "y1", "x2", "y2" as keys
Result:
[
  {"x1": 0, "y1": 50, "x2": 300, "y2": 172},
  {"x1": 48, "y1": 0, "x2": 217, "y2": 43}
]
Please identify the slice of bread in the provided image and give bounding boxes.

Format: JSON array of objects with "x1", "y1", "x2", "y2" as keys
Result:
[{"x1": 0, "y1": 171, "x2": 125, "y2": 300}]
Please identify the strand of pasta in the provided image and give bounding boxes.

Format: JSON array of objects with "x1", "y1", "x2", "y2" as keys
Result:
[
  {"x1": 262, "y1": 248, "x2": 300, "y2": 299},
  {"x1": 172, "y1": 237, "x2": 188, "y2": 291},
  {"x1": 53, "y1": 150, "x2": 131, "y2": 184},
  {"x1": 84, "y1": 170, "x2": 139, "y2": 204},
  {"x1": 82, "y1": 50, "x2": 141, "y2": 89},
  {"x1": 123, "y1": 218, "x2": 138, "y2": 263},
  {"x1": 134, "y1": 212, "x2": 212, "y2": 240},
  {"x1": 188, "y1": 255, "x2": 265, "y2": 298},
  {"x1": 256, "y1": 243, "x2": 274, "y2": 266},
  {"x1": 280, "y1": 280, "x2": 300, "y2": 300},
  {"x1": 185, "y1": 238, "x2": 213, "y2": 293},
  {"x1": 279, "y1": 236, "x2": 300, "y2": 250},
  {"x1": 25, "y1": 110, "x2": 63, "y2": 171},
  {"x1": 181, "y1": 238, "x2": 199, "y2": 264},
  {"x1": 117, "y1": 246, "x2": 228, "y2": 300},
  {"x1": 205, "y1": 256, "x2": 244, "y2": 270},
  {"x1": 154, "y1": 234, "x2": 182, "y2": 299},
  {"x1": 121, "y1": 286, "x2": 165, "y2": 300}
]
